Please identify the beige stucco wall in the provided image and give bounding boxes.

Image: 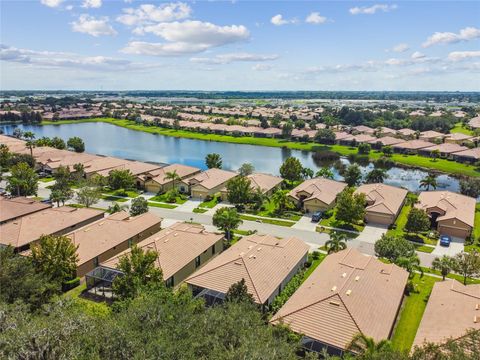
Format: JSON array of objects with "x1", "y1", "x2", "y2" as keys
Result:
[{"x1": 437, "y1": 218, "x2": 471, "y2": 238}]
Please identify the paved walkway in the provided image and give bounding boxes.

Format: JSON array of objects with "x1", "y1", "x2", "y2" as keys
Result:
[
  {"x1": 355, "y1": 224, "x2": 388, "y2": 244},
  {"x1": 292, "y1": 215, "x2": 318, "y2": 231}
]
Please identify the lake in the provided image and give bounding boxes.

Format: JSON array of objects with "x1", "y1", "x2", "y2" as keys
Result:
[{"x1": 1, "y1": 122, "x2": 461, "y2": 193}]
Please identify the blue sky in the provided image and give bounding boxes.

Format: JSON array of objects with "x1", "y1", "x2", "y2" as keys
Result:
[{"x1": 1, "y1": 0, "x2": 479, "y2": 90}]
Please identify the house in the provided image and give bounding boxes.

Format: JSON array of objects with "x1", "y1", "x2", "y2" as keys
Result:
[
  {"x1": 186, "y1": 234, "x2": 309, "y2": 306},
  {"x1": 94, "y1": 161, "x2": 162, "y2": 180},
  {"x1": 396, "y1": 128, "x2": 416, "y2": 139},
  {"x1": 368, "y1": 136, "x2": 404, "y2": 148},
  {"x1": 392, "y1": 140, "x2": 434, "y2": 154},
  {"x1": 418, "y1": 143, "x2": 468, "y2": 158},
  {"x1": 416, "y1": 191, "x2": 476, "y2": 238},
  {"x1": 288, "y1": 178, "x2": 347, "y2": 213},
  {"x1": 140, "y1": 164, "x2": 201, "y2": 193},
  {"x1": 0, "y1": 196, "x2": 51, "y2": 224},
  {"x1": 377, "y1": 127, "x2": 397, "y2": 137},
  {"x1": 468, "y1": 116, "x2": 480, "y2": 129},
  {"x1": 444, "y1": 132, "x2": 474, "y2": 145},
  {"x1": 453, "y1": 147, "x2": 480, "y2": 163},
  {"x1": 220, "y1": 173, "x2": 283, "y2": 201},
  {"x1": 0, "y1": 206, "x2": 104, "y2": 252},
  {"x1": 419, "y1": 130, "x2": 445, "y2": 142},
  {"x1": 67, "y1": 211, "x2": 162, "y2": 277},
  {"x1": 339, "y1": 134, "x2": 377, "y2": 146},
  {"x1": 90, "y1": 222, "x2": 224, "y2": 291},
  {"x1": 270, "y1": 249, "x2": 408, "y2": 356},
  {"x1": 413, "y1": 280, "x2": 480, "y2": 348},
  {"x1": 355, "y1": 184, "x2": 408, "y2": 225},
  {"x1": 351, "y1": 125, "x2": 375, "y2": 135},
  {"x1": 180, "y1": 168, "x2": 238, "y2": 199}
]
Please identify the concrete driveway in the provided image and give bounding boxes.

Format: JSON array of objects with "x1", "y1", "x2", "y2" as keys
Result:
[
  {"x1": 175, "y1": 199, "x2": 202, "y2": 212},
  {"x1": 432, "y1": 237, "x2": 464, "y2": 257},
  {"x1": 355, "y1": 224, "x2": 388, "y2": 244},
  {"x1": 292, "y1": 215, "x2": 318, "y2": 231}
]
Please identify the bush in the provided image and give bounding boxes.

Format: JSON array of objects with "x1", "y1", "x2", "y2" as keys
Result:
[
  {"x1": 312, "y1": 251, "x2": 321, "y2": 260},
  {"x1": 405, "y1": 280, "x2": 415, "y2": 295},
  {"x1": 62, "y1": 277, "x2": 80, "y2": 292}
]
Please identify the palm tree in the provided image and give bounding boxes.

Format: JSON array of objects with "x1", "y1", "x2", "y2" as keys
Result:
[
  {"x1": 272, "y1": 189, "x2": 292, "y2": 215},
  {"x1": 315, "y1": 167, "x2": 334, "y2": 179},
  {"x1": 430, "y1": 149, "x2": 440, "y2": 162},
  {"x1": 205, "y1": 153, "x2": 222, "y2": 169},
  {"x1": 23, "y1": 131, "x2": 35, "y2": 157},
  {"x1": 324, "y1": 231, "x2": 348, "y2": 254},
  {"x1": 301, "y1": 167, "x2": 314, "y2": 179},
  {"x1": 212, "y1": 207, "x2": 243, "y2": 241},
  {"x1": 420, "y1": 173, "x2": 437, "y2": 191},
  {"x1": 347, "y1": 333, "x2": 392, "y2": 356},
  {"x1": 396, "y1": 255, "x2": 423, "y2": 278},
  {"x1": 164, "y1": 170, "x2": 181, "y2": 192},
  {"x1": 432, "y1": 255, "x2": 453, "y2": 280},
  {"x1": 365, "y1": 168, "x2": 388, "y2": 184}
]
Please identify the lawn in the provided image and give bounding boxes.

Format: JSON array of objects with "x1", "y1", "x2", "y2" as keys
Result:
[
  {"x1": 240, "y1": 214, "x2": 295, "y2": 227},
  {"x1": 102, "y1": 195, "x2": 128, "y2": 202},
  {"x1": 102, "y1": 188, "x2": 140, "y2": 198},
  {"x1": 252, "y1": 199, "x2": 303, "y2": 221},
  {"x1": 319, "y1": 211, "x2": 364, "y2": 233},
  {"x1": 147, "y1": 202, "x2": 177, "y2": 209},
  {"x1": 149, "y1": 193, "x2": 188, "y2": 204},
  {"x1": 450, "y1": 122, "x2": 474, "y2": 135},
  {"x1": 42, "y1": 118, "x2": 480, "y2": 178},
  {"x1": 193, "y1": 207, "x2": 208, "y2": 213},
  {"x1": 316, "y1": 226, "x2": 360, "y2": 239},
  {"x1": 420, "y1": 267, "x2": 480, "y2": 285},
  {"x1": 387, "y1": 203, "x2": 411, "y2": 238},
  {"x1": 38, "y1": 176, "x2": 54, "y2": 183},
  {"x1": 67, "y1": 204, "x2": 107, "y2": 211},
  {"x1": 301, "y1": 253, "x2": 327, "y2": 283},
  {"x1": 413, "y1": 244, "x2": 435, "y2": 253},
  {"x1": 199, "y1": 195, "x2": 220, "y2": 208},
  {"x1": 63, "y1": 283, "x2": 110, "y2": 317},
  {"x1": 391, "y1": 274, "x2": 440, "y2": 352}
]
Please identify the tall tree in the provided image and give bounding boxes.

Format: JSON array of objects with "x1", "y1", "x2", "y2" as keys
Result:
[
  {"x1": 364, "y1": 168, "x2": 388, "y2": 184},
  {"x1": 205, "y1": 153, "x2": 222, "y2": 169},
  {"x1": 279, "y1": 157, "x2": 303, "y2": 182},
  {"x1": 316, "y1": 167, "x2": 334, "y2": 179},
  {"x1": 405, "y1": 208, "x2": 430, "y2": 233},
  {"x1": 7, "y1": 162, "x2": 38, "y2": 196},
  {"x1": 130, "y1": 196, "x2": 149, "y2": 216},
  {"x1": 335, "y1": 187, "x2": 366, "y2": 225},
  {"x1": 420, "y1": 173, "x2": 437, "y2": 191},
  {"x1": 459, "y1": 178, "x2": 480, "y2": 198},
  {"x1": 23, "y1": 131, "x2": 35, "y2": 157},
  {"x1": 301, "y1": 167, "x2": 314, "y2": 179},
  {"x1": 314, "y1": 128, "x2": 336, "y2": 144},
  {"x1": 212, "y1": 207, "x2": 242, "y2": 241},
  {"x1": 238, "y1": 163, "x2": 255, "y2": 177},
  {"x1": 452, "y1": 251, "x2": 480, "y2": 285},
  {"x1": 226, "y1": 176, "x2": 252, "y2": 210},
  {"x1": 396, "y1": 255, "x2": 422, "y2": 277},
  {"x1": 67, "y1": 136, "x2": 85, "y2": 153},
  {"x1": 374, "y1": 234, "x2": 416, "y2": 263},
  {"x1": 225, "y1": 279, "x2": 254, "y2": 304},
  {"x1": 432, "y1": 255, "x2": 454, "y2": 280},
  {"x1": 76, "y1": 182, "x2": 101, "y2": 208},
  {"x1": 343, "y1": 164, "x2": 363, "y2": 187},
  {"x1": 164, "y1": 170, "x2": 181, "y2": 192},
  {"x1": 325, "y1": 231, "x2": 348, "y2": 254},
  {"x1": 108, "y1": 169, "x2": 135, "y2": 190},
  {"x1": 271, "y1": 189, "x2": 293, "y2": 215}
]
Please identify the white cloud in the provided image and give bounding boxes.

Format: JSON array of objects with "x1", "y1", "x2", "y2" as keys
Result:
[
  {"x1": 305, "y1": 12, "x2": 327, "y2": 24},
  {"x1": 423, "y1": 27, "x2": 480, "y2": 47},
  {"x1": 0, "y1": 44, "x2": 158, "y2": 72},
  {"x1": 392, "y1": 43, "x2": 409, "y2": 53},
  {"x1": 40, "y1": 0, "x2": 63, "y2": 8},
  {"x1": 65, "y1": 4, "x2": 73, "y2": 10},
  {"x1": 252, "y1": 64, "x2": 273, "y2": 71},
  {"x1": 190, "y1": 52, "x2": 278, "y2": 65},
  {"x1": 411, "y1": 51, "x2": 426, "y2": 59},
  {"x1": 117, "y1": 2, "x2": 191, "y2": 27},
  {"x1": 82, "y1": 0, "x2": 102, "y2": 9},
  {"x1": 349, "y1": 4, "x2": 397, "y2": 15},
  {"x1": 448, "y1": 51, "x2": 480, "y2": 62},
  {"x1": 270, "y1": 14, "x2": 296, "y2": 26},
  {"x1": 122, "y1": 20, "x2": 249, "y2": 56},
  {"x1": 71, "y1": 15, "x2": 117, "y2": 37}
]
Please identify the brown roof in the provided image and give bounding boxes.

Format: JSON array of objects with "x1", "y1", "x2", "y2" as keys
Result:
[
  {"x1": 419, "y1": 130, "x2": 445, "y2": 139},
  {"x1": 142, "y1": 163, "x2": 201, "y2": 185},
  {"x1": 453, "y1": 147, "x2": 480, "y2": 160},
  {"x1": 343, "y1": 134, "x2": 377, "y2": 143},
  {"x1": 413, "y1": 280, "x2": 480, "y2": 348},
  {"x1": 368, "y1": 136, "x2": 404, "y2": 146},
  {"x1": 289, "y1": 178, "x2": 347, "y2": 206},
  {"x1": 352, "y1": 125, "x2": 375, "y2": 134},
  {"x1": 0, "y1": 197, "x2": 51, "y2": 224},
  {"x1": 246, "y1": 173, "x2": 283, "y2": 194},
  {"x1": 393, "y1": 140, "x2": 434, "y2": 150},
  {"x1": 102, "y1": 222, "x2": 223, "y2": 280},
  {"x1": 417, "y1": 191, "x2": 476, "y2": 228},
  {"x1": 355, "y1": 183, "x2": 408, "y2": 216},
  {"x1": 270, "y1": 249, "x2": 408, "y2": 350},
  {"x1": 184, "y1": 168, "x2": 237, "y2": 190},
  {"x1": 0, "y1": 206, "x2": 104, "y2": 249},
  {"x1": 186, "y1": 234, "x2": 309, "y2": 304},
  {"x1": 445, "y1": 132, "x2": 474, "y2": 141},
  {"x1": 95, "y1": 161, "x2": 162, "y2": 177},
  {"x1": 67, "y1": 211, "x2": 162, "y2": 266},
  {"x1": 468, "y1": 116, "x2": 480, "y2": 129},
  {"x1": 397, "y1": 128, "x2": 416, "y2": 136},
  {"x1": 335, "y1": 131, "x2": 352, "y2": 141},
  {"x1": 421, "y1": 143, "x2": 468, "y2": 154}
]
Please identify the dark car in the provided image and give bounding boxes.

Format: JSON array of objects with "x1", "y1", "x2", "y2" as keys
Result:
[
  {"x1": 311, "y1": 211, "x2": 323, "y2": 222},
  {"x1": 439, "y1": 235, "x2": 451, "y2": 247}
]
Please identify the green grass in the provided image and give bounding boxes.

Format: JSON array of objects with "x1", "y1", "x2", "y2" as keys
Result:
[
  {"x1": 450, "y1": 122, "x2": 474, "y2": 135},
  {"x1": 199, "y1": 195, "x2": 220, "y2": 208},
  {"x1": 413, "y1": 244, "x2": 435, "y2": 253},
  {"x1": 62, "y1": 283, "x2": 110, "y2": 317},
  {"x1": 387, "y1": 203, "x2": 411, "y2": 237},
  {"x1": 252, "y1": 199, "x2": 303, "y2": 221},
  {"x1": 301, "y1": 254, "x2": 327, "y2": 283},
  {"x1": 193, "y1": 207, "x2": 208, "y2": 213},
  {"x1": 319, "y1": 211, "x2": 364, "y2": 232},
  {"x1": 391, "y1": 274, "x2": 440, "y2": 352},
  {"x1": 147, "y1": 202, "x2": 177, "y2": 209},
  {"x1": 31, "y1": 196, "x2": 44, "y2": 201},
  {"x1": 149, "y1": 193, "x2": 187, "y2": 204},
  {"x1": 474, "y1": 204, "x2": 480, "y2": 241},
  {"x1": 240, "y1": 214, "x2": 295, "y2": 227},
  {"x1": 67, "y1": 204, "x2": 107, "y2": 211},
  {"x1": 420, "y1": 267, "x2": 480, "y2": 285},
  {"x1": 38, "y1": 176, "x2": 54, "y2": 182},
  {"x1": 42, "y1": 118, "x2": 480, "y2": 178},
  {"x1": 102, "y1": 188, "x2": 140, "y2": 198},
  {"x1": 232, "y1": 229, "x2": 255, "y2": 236},
  {"x1": 316, "y1": 226, "x2": 360, "y2": 239},
  {"x1": 101, "y1": 195, "x2": 129, "y2": 202}
]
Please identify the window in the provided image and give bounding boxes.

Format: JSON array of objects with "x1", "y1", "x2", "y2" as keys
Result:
[
  {"x1": 93, "y1": 256, "x2": 99, "y2": 267},
  {"x1": 166, "y1": 276, "x2": 174, "y2": 287},
  {"x1": 211, "y1": 244, "x2": 216, "y2": 255},
  {"x1": 195, "y1": 255, "x2": 201, "y2": 268}
]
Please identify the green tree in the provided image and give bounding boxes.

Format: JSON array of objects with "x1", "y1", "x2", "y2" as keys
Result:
[
  {"x1": 325, "y1": 231, "x2": 348, "y2": 254},
  {"x1": 76, "y1": 182, "x2": 101, "y2": 208},
  {"x1": 335, "y1": 187, "x2": 366, "y2": 225},
  {"x1": 316, "y1": 167, "x2": 334, "y2": 179},
  {"x1": 432, "y1": 255, "x2": 454, "y2": 280},
  {"x1": 6, "y1": 162, "x2": 38, "y2": 196},
  {"x1": 279, "y1": 157, "x2": 303, "y2": 182},
  {"x1": 343, "y1": 164, "x2": 363, "y2": 187},
  {"x1": 0, "y1": 144, "x2": 11, "y2": 168},
  {"x1": 459, "y1": 178, "x2": 480, "y2": 198},
  {"x1": 396, "y1": 255, "x2": 422, "y2": 277},
  {"x1": 405, "y1": 208, "x2": 430, "y2": 233},
  {"x1": 281, "y1": 122, "x2": 293, "y2": 139},
  {"x1": 238, "y1": 162, "x2": 255, "y2": 176},
  {"x1": 50, "y1": 136, "x2": 66, "y2": 150},
  {"x1": 72, "y1": 163, "x2": 85, "y2": 182},
  {"x1": 49, "y1": 188, "x2": 73, "y2": 206},
  {"x1": 315, "y1": 128, "x2": 336, "y2": 144},
  {"x1": 419, "y1": 173, "x2": 437, "y2": 191},
  {"x1": 430, "y1": 149, "x2": 440, "y2": 162},
  {"x1": 164, "y1": 169, "x2": 181, "y2": 192},
  {"x1": 271, "y1": 189, "x2": 293, "y2": 215},
  {"x1": 452, "y1": 251, "x2": 480, "y2": 285},
  {"x1": 205, "y1": 153, "x2": 222, "y2": 169},
  {"x1": 23, "y1": 131, "x2": 35, "y2": 157},
  {"x1": 225, "y1": 278, "x2": 254, "y2": 304},
  {"x1": 374, "y1": 234, "x2": 416, "y2": 262},
  {"x1": 130, "y1": 196, "x2": 148, "y2": 216},
  {"x1": 67, "y1": 136, "x2": 85, "y2": 152},
  {"x1": 226, "y1": 176, "x2": 252, "y2": 209},
  {"x1": 357, "y1": 143, "x2": 371, "y2": 155},
  {"x1": 212, "y1": 207, "x2": 242, "y2": 241},
  {"x1": 31, "y1": 234, "x2": 79, "y2": 284},
  {"x1": 112, "y1": 245, "x2": 164, "y2": 300},
  {"x1": 364, "y1": 168, "x2": 388, "y2": 184},
  {"x1": 382, "y1": 146, "x2": 393, "y2": 157},
  {"x1": 301, "y1": 167, "x2": 314, "y2": 179},
  {"x1": 108, "y1": 169, "x2": 135, "y2": 190},
  {"x1": 347, "y1": 333, "x2": 393, "y2": 357}
]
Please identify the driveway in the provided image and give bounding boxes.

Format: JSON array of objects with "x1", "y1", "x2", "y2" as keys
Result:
[
  {"x1": 174, "y1": 199, "x2": 202, "y2": 212},
  {"x1": 432, "y1": 237, "x2": 464, "y2": 257},
  {"x1": 292, "y1": 215, "x2": 318, "y2": 231},
  {"x1": 355, "y1": 224, "x2": 388, "y2": 244}
]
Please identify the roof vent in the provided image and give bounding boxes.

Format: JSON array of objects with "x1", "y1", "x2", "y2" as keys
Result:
[
  {"x1": 329, "y1": 301, "x2": 340, "y2": 306},
  {"x1": 342, "y1": 272, "x2": 347, "y2": 278},
  {"x1": 346, "y1": 290, "x2": 352, "y2": 296},
  {"x1": 474, "y1": 315, "x2": 478, "y2": 324},
  {"x1": 257, "y1": 247, "x2": 262, "y2": 251},
  {"x1": 174, "y1": 233, "x2": 178, "y2": 237},
  {"x1": 164, "y1": 239, "x2": 169, "y2": 243},
  {"x1": 331, "y1": 286, "x2": 337, "y2": 292},
  {"x1": 355, "y1": 276, "x2": 360, "y2": 281},
  {"x1": 234, "y1": 261, "x2": 242, "y2": 265},
  {"x1": 98, "y1": 222, "x2": 105, "y2": 226},
  {"x1": 476, "y1": 304, "x2": 479, "y2": 311}
]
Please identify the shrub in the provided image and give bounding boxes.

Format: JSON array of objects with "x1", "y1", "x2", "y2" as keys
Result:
[
  {"x1": 404, "y1": 280, "x2": 415, "y2": 295},
  {"x1": 62, "y1": 277, "x2": 80, "y2": 292}
]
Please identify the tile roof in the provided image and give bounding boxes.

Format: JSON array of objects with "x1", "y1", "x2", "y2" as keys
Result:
[
  {"x1": 445, "y1": 132, "x2": 474, "y2": 141},
  {"x1": 270, "y1": 249, "x2": 408, "y2": 350},
  {"x1": 468, "y1": 116, "x2": 480, "y2": 129},
  {"x1": 184, "y1": 168, "x2": 237, "y2": 190},
  {"x1": 246, "y1": 173, "x2": 283, "y2": 193},
  {"x1": 453, "y1": 147, "x2": 480, "y2": 160},
  {"x1": 289, "y1": 178, "x2": 347, "y2": 206},
  {"x1": 355, "y1": 183, "x2": 408, "y2": 216},
  {"x1": 392, "y1": 140, "x2": 434, "y2": 150},
  {"x1": 186, "y1": 234, "x2": 309, "y2": 304},
  {"x1": 0, "y1": 196, "x2": 51, "y2": 223},
  {"x1": 413, "y1": 280, "x2": 480, "y2": 348},
  {"x1": 422, "y1": 143, "x2": 468, "y2": 154},
  {"x1": 102, "y1": 222, "x2": 223, "y2": 280},
  {"x1": 141, "y1": 163, "x2": 201, "y2": 185},
  {"x1": 368, "y1": 136, "x2": 404, "y2": 146}
]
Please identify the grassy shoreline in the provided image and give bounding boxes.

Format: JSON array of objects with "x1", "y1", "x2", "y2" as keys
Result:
[{"x1": 41, "y1": 118, "x2": 480, "y2": 178}]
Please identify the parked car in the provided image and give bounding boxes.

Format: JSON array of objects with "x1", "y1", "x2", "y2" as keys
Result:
[
  {"x1": 41, "y1": 199, "x2": 52, "y2": 204},
  {"x1": 439, "y1": 235, "x2": 451, "y2": 247},
  {"x1": 311, "y1": 211, "x2": 323, "y2": 222}
]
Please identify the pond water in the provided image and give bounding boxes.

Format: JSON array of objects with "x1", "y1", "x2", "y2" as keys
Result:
[{"x1": 1, "y1": 122, "x2": 462, "y2": 193}]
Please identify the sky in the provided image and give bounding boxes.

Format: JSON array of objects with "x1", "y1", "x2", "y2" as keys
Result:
[{"x1": 0, "y1": 0, "x2": 479, "y2": 91}]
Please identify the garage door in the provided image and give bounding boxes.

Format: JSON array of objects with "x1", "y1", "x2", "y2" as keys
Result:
[
  {"x1": 145, "y1": 183, "x2": 160, "y2": 193},
  {"x1": 365, "y1": 213, "x2": 394, "y2": 225},
  {"x1": 304, "y1": 203, "x2": 325, "y2": 213},
  {"x1": 192, "y1": 190, "x2": 208, "y2": 199},
  {"x1": 438, "y1": 225, "x2": 470, "y2": 239}
]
